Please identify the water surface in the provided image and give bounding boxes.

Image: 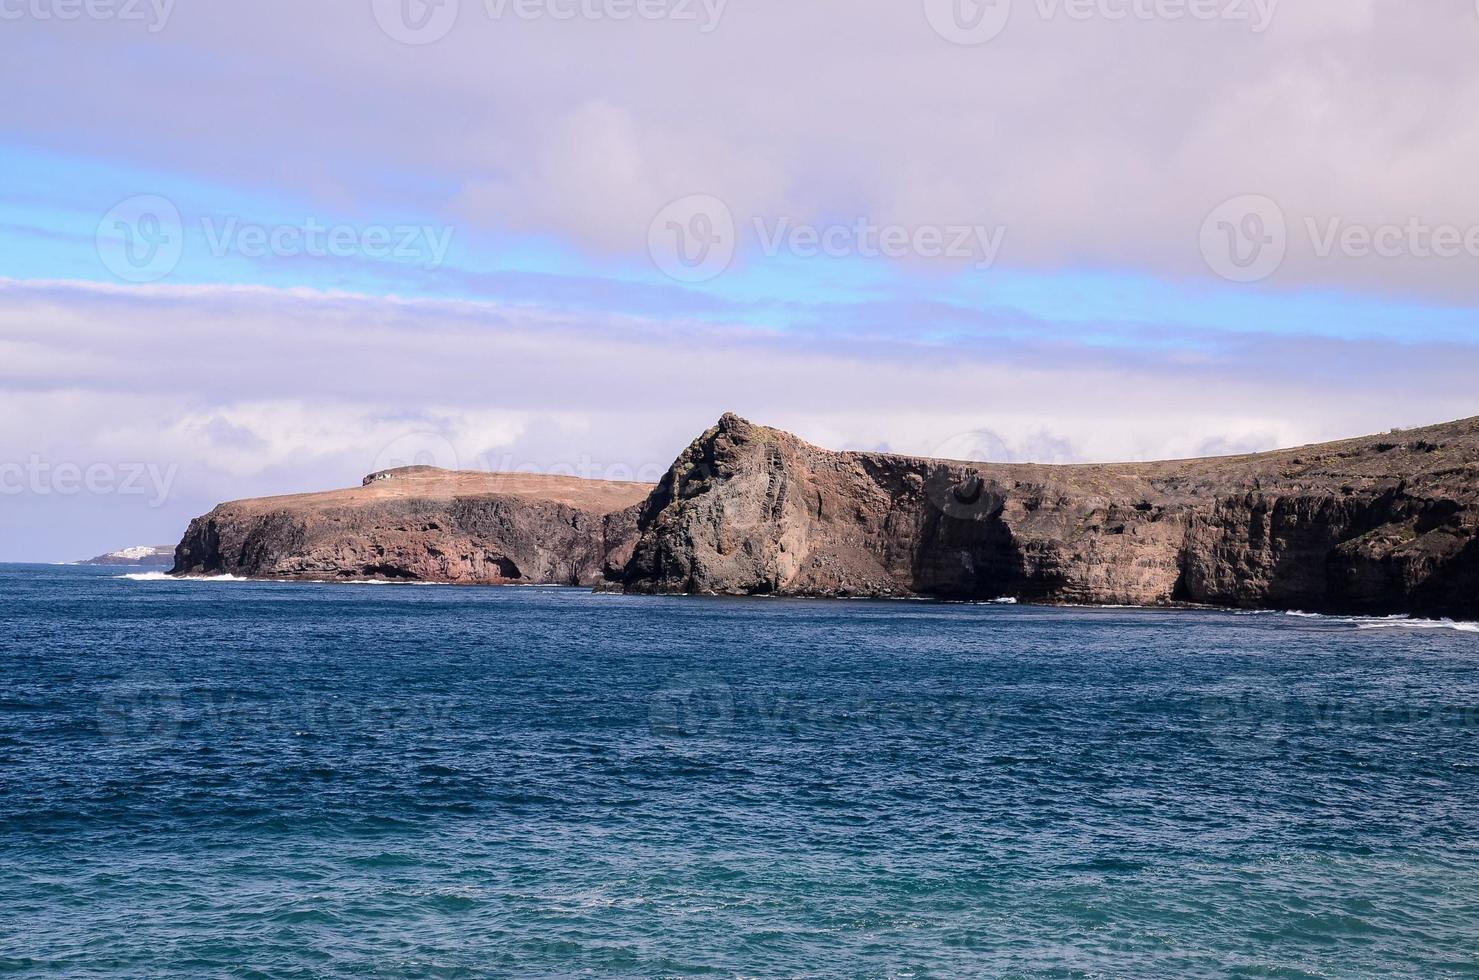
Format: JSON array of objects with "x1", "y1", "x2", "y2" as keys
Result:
[{"x1": 2, "y1": 564, "x2": 1477, "y2": 976}]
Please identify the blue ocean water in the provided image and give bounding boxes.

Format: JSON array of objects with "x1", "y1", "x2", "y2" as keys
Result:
[{"x1": 2, "y1": 564, "x2": 1478, "y2": 977}]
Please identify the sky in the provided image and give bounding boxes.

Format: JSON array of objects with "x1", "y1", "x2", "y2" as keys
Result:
[{"x1": 3, "y1": 0, "x2": 1479, "y2": 561}]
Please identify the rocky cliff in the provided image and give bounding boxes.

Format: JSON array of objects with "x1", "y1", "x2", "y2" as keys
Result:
[
  {"x1": 172, "y1": 467, "x2": 652, "y2": 585},
  {"x1": 618, "y1": 414, "x2": 1479, "y2": 618}
]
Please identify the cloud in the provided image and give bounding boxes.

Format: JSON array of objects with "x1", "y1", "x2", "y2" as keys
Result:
[
  {"x1": 3, "y1": 277, "x2": 1477, "y2": 559},
  {"x1": 8, "y1": 1, "x2": 1479, "y2": 300}
]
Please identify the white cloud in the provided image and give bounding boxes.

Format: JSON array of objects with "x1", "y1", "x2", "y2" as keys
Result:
[{"x1": 2, "y1": 278, "x2": 1475, "y2": 559}]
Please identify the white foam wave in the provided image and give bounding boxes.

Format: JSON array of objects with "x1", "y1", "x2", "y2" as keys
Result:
[
  {"x1": 119, "y1": 572, "x2": 252, "y2": 582},
  {"x1": 119, "y1": 572, "x2": 453, "y2": 586},
  {"x1": 1281, "y1": 610, "x2": 1478, "y2": 633}
]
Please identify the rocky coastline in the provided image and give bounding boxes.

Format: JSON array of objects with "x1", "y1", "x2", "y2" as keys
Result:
[
  {"x1": 172, "y1": 466, "x2": 651, "y2": 586},
  {"x1": 172, "y1": 415, "x2": 1479, "y2": 618}
]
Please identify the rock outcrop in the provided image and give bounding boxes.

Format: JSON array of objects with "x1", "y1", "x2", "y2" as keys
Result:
[
  {"x1": 170, "y1": 415, "x2": 1479, "y2": 617},
  {"x1": 172, "y1": 467, "x2": 652, "y2": 585},
  {"x1": 78, "y1": 545, "x2": 175, "y2": 567},
  {"x1": 618, "y1": 414, "x2": 1479, "y2": 618}
]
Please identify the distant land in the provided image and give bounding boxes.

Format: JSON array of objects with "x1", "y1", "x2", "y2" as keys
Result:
[
  {"x1": 173, "y1": 468, "x2": 652, "y2": 586},
  {"x1": 78, "y1": 545, "x2": 175, "y2": 567},
  {"x1": 171, "y1": 415, "x2": 1479, "y2": 619}
]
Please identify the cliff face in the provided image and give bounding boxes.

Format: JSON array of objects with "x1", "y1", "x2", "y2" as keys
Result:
[
  {"x1": 618, "y1": 414, "x2": 1479, "y2": 618},
  {"x1": 173, "y1": 467, "x2": 652, "y2": 585}
]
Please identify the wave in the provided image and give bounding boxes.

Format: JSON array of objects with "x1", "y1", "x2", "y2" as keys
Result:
[
  {"x1": 1280, "y1": 610, "x2": 1478, "y2": 633},
  {"x1": 119, "y1": 572, "x2": 252, "y2": 582},
  {"x1": 118, "y1": 572, "x2": 434, "y2": 586}
]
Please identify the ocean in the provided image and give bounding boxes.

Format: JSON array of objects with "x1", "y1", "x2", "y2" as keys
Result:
[{"x1": 2, "y1": 563, "x2": 1478, "y2": 977}]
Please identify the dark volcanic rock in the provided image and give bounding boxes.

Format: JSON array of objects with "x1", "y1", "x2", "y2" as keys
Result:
[
  {"x1": 172, "y1": 468, "x2": 652, "y2": 585},
  {"x1": 618, "y1": 414, "x2": 1479, "y2": 618}
]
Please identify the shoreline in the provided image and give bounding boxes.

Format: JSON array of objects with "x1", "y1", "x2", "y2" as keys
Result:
[{"x1": 103, "y1": 567, "x2": 1479, "y2": 629}]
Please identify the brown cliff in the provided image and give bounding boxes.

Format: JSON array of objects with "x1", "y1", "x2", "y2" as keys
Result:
[
  {"x1": 618, "y1": 414, "x2": 1479, "y2": 618},
  {"x1": 172, "y1": 467, "x2": 652, "y2": 585}
]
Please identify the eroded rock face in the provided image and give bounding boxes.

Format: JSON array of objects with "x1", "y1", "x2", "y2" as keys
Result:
[
  {"x1": 618, "y1": 414, "x2": 1479, "y2": 618},
  {"x1": 172, "y1": 468, "x2": 652, "y2": 585}
]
